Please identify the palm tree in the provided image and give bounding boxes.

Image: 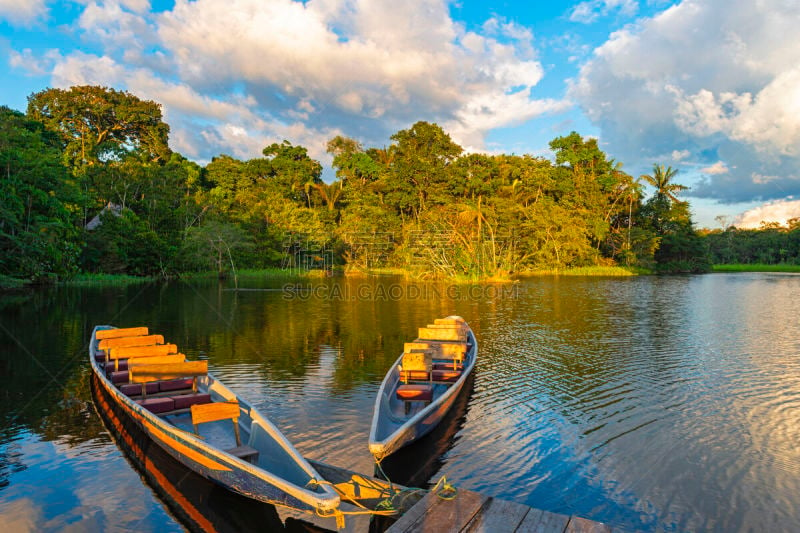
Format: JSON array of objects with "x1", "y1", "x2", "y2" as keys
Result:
[
  {"x1": 640, "y1": 164, "x2": 687, "y2": 202},
  {"x1": 314, "y1": 181, "x2": 344, "y2": 211}
]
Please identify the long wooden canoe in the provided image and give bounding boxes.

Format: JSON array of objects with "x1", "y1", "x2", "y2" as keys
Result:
[
  {"x1": 369, "y1": 316, "x2": 477, "y2": 461},
  {"x1": 90, "y1": 325, "x2": 340, "y2": 514}
]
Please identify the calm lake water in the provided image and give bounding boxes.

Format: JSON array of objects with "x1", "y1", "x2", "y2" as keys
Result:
[{"x1": 2, "y1": 273, "x2": 800, "y2": 532}]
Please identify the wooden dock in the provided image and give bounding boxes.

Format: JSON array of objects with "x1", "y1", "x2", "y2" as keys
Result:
[
  {"x1": 306, "y1": 458, "x2": 613, "y2": 532},
  {"x1": 385, "y1": 488, "x2": 612, "y2": 533}
]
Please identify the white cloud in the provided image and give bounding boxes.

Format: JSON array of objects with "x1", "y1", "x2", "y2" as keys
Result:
[
  {"x1": 571, "y1": 0, "x2": 800, "y2": 203},
  {"x1": 0, "y1": 0, "x2": 47, "y2": 26},
  {"x1": 701, "y1": 161, "x2": 728, "y2": 175},
  {"x1": 734, "y1": 198, "x2": 800, "y2": 229},
  {"x1": 50, "y1": 52, "x2": 340, "y2": 163},
  {"x1": 569, "y1": 0, "x2": 638, "y2": 24},
  {"x1": 9, "y1": 49, "x2": 62, "y2": 76},
  {"x1": 671, "y1": 149, "x2": 690, "y2": 161},
  {"x1": 19, "y1": 0, "x2": 561, "y2": 165}
]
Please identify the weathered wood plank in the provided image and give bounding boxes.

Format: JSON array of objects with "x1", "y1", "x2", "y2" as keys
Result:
[
  {"x1": 387, "y1": 491, "x2": 438, "y2": 532},
  {"x1": 564, "y1": 516, "x2": 612, "y2": 533},
  {"x1": 96, "y1": 326, "x2": 148, "y2": 340},
  {"x1": 463, "y1": 497, "x2": 531, "y2": 533},
  {"x1": 515, "y1": 508, "x2": 570, "y2": 533},
  {"x1": 387, "y1": 489, "x2": 488, "y2": 533},
  {"x1": 109, "y1": 343, "x2": 177, "y2": 360},
  {"x1": 127, "y1": 354, "x2": 185, "y2": 367},
  {"x1": 130, "y1": 360, "x2": 207, "y2": 383},
  {"x1": 98, "y1": 334, "x2": 164, "y2": 350}
]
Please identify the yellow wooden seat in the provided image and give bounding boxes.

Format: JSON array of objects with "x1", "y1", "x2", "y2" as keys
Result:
[
  {"x1": 130, "y1": 360, "x2": 207, "y2": 398},
  {"x1": 191, "y1": 401, "x2": 258, "y2": 462},
  {"x1": 98, "y1": 334, "x2": 165, "y2": 351},
  {"x1": 406, "y1": 341, "x2": 466, "y2": 370},
  {"x1": 96, "y1": 327, "x2": 149, "y2": 340},
  {"x1": 398, "y1": 351, "x2": 433, "y2": 413},
  {"x1": 108, "y1": 343, "x2": 178, "y2": 370},
  {"x1": 127, "y1": 354, "x2": 185, "y2": 368}
]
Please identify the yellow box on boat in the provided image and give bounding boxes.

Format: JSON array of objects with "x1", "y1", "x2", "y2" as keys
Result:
[
  {"x1": 418, "y1": 327, "x2": 466, "y2": 342},
  {"x1": 405, "y1": 341, "x2": 466, "y2": 357},
  {"x1": 433, "y1": 317, "x2": 464, "y2": 325},
  {"x1": 401, "y1": 351, "x2": 431, "y2": 371}
]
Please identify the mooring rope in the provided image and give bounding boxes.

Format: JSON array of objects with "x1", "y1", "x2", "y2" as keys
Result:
[{"x1": 296, "y1": 459, "x2": 459, "y2": 529}]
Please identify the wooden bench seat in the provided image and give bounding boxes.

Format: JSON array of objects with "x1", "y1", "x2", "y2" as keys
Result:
[
  {"x1": 190, "y1": 400, "x2": 259, "y2": 464},
  {"x1": 129, "y1": 361, "x2": 208, "y2": 398},
  {"x1": 96, "y1": 327, "x2": 149, "y2": 340}
]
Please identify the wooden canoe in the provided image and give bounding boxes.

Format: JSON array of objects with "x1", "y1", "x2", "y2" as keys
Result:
[
  {"x1": 89, "y1": 325, "x2": 340, "y2": 514},
  {"x1": 368, "y1": 316, "x2": 477, "y2": 461}
]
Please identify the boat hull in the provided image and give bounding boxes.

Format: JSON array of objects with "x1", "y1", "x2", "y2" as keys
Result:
[{"x1": 89, "y1": 326, "x2": 338, "y2": 514}]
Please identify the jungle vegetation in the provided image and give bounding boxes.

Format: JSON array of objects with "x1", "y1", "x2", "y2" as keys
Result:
[{"x1": 1, "y1": 85, "x2": 714, "y2": 283}]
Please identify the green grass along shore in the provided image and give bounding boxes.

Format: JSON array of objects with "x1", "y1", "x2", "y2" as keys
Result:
[{"x1": 4, "y1": 264, "x2": 796, "y2": 290}]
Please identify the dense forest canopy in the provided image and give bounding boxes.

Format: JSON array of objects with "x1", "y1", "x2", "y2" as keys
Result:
[{"x1": 1, "y1": 85, "x2": 723, "y2": 283}]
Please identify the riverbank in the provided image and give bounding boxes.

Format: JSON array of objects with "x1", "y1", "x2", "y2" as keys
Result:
[
  {"x1": 519, "y1": 265, "x2": 649, "y2": 276},
  {"x1": 347, "y1": 265, "x2": 649, "y2": 281},
  {"x1": 713, "y1": 264, "x2": 800, "y2": 273},
  {"x1": 48, "y1": 268, "x2": 328, "y2": 288},
  {"x1": 5, "y1": 265, "x2": 648, "y2": 291}
]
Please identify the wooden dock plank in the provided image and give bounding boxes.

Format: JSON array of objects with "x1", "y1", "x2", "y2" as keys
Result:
[
  {"x1": 564, "y1": 516, "x2": 612, "y2": 533},
  {"x1": 515, "y1": 508, "x2": 570, "y2": 533},
  {"x1": 387, "y1": 489, "x2": 488, "y2": 533},
  {"x1": 463, "y1": 497, "x2": 531, "y2": 533}
]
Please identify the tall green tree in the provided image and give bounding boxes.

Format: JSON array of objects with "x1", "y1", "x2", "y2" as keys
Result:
[
  {"x1": 0, "y1": 107, "x2": 81, "y2": 280},
  {"x1": 384, "y1": 121, "x2": 462, "y2": 215},
  {"x1": 26, "y1": 85, "x2": 171, "y2": 171}
]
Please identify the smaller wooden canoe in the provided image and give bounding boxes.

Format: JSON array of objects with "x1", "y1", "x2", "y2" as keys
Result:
[
  {"x1": 90, "y1": 325, "x2": 340, "y2": 514},
  {"x1": 369, "y1": 316, "x2": 477, "y2": 460}
]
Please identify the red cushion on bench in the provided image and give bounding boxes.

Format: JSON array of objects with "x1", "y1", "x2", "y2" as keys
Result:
[
  {"x1": 136, "y1": 397, "x2": 174, "y2": 414},
  {"x1": 433, "y1": 369, "x2": 461, "y2": 382},
  {"x1": 396, "y1": 384, "x2": 433, "y2": 402},
  {"x1": 95, "y1": 353, "x2": 106, "y2": 362},
  {"x1": 159, "y1": 378, "x2": 194, "y2": 392},
  {"x1": 105, "y1": 360, "x2": 128, "y2": 373},
  {"x1": 110, "y1": 370, "x2": 129, "y2": 384},
  {"x1": 173, "y1": 393, "x2": 212, "y2": 410},
  {"x1": 119, "y1": 382, "x2": 159, "y2": 396}
]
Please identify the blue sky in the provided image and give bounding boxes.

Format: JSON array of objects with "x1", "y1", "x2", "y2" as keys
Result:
[{"x1": 2, "y1": 0, "x2": 799, "y2": 228}]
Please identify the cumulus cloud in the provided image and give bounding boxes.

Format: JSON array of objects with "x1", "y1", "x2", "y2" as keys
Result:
[
  {"x1": 50, "y1": 51, "x2": 342, "y2": 163},
  {"x1": 734, "y1": 198, "x2": 800, "y2": 229},
  {"x1": 18, "y1": 0, "x2": 561, "y2": 165},
  {"x1": 571, "y1": 0, "x2": 800, "y2": 203},
  {"x1": 0, "y1": 0, "x2": 47, "y2": 26},
  {"x1": 701, "y1": 161, "x2": 728, "y2": 175}
]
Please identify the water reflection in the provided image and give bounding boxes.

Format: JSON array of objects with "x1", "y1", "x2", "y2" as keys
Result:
[
  {"x1": 2, "y1": 274, "x2": 800, "y2": 532},
  {"x1": 90, "y1": 371, "x2": 310, "y2": 533}
]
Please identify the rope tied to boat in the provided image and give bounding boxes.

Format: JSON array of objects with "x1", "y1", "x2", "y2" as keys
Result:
[{"x1": 300, "y1": 461, "x2": 459, "y2": 529}]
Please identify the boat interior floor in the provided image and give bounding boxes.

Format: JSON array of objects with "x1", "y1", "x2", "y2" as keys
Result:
[{"x1": 391, "y1": 382, "x2": 450, "y2": 419}]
